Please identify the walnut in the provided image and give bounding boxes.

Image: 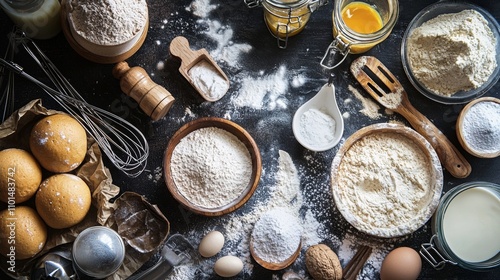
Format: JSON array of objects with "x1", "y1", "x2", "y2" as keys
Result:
[{"x1": 305, "y1": 244, "x2": 342, "y2": 280}]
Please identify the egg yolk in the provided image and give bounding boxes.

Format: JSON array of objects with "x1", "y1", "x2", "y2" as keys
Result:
[{"x1": 341, "y1": 2, "x2": 383, "y2": 34}]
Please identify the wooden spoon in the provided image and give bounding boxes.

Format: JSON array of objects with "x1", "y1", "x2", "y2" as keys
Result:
[
  {"x1": 250, "y1": 238, "x2": 301, "y2": 271},
  {"x1": 350, "y1": 56, "x2": 471, "y2": 178},
  {"x1": 169, "y1": 36, "x2": 229, "y2": 102}
]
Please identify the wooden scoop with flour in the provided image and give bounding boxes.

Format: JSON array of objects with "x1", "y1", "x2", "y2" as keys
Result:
[
  {"x1": 169, "y1": 36, "x2": 229, "y2": 102},
  {"x1": 350, "y1": 56, "x2": 471, "y2": 178}
]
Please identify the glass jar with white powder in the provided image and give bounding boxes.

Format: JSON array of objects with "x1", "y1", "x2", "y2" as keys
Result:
[
  {"x1": 420, "y1": 181, "x2": 500, "y2": 271},
  {"x1": 0, "y1": 0, "x2": 61, "y2": 39}
]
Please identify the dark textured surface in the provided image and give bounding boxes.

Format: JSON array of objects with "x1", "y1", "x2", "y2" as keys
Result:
[{"x1": 1, "y1": 0, "x2": 499, "y2": 279}]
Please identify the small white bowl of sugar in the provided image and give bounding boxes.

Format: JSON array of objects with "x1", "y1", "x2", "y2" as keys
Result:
[{"x1": 457, "y1": 97, "x2": 500, "y2": 158}]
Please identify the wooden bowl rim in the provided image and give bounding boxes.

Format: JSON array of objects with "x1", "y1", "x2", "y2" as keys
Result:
[
  {"x1": 163, "y1": 117, "x2": 262, "y2": 217},
  {"x1": 250, "y1": 238, "x2": 301, "y2": 270},
  {"x1": 330, "y1": 123, "x2": 443, "y2": 238},
  {"x1": 456, "y1": 97, "x2": 500, "y2": 158},
  {"x1": 61, "y1": 0, "x2": 148, "y2": 64}
]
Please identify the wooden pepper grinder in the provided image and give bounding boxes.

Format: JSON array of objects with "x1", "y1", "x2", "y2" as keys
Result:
[{"x1": 113, "y1": 61, "x2": 175, "y2": 121}]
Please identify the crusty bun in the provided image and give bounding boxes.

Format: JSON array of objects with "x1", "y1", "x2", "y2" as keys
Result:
[
  {"x1": 29, "y1": 114, "x2": 87, "y2": 173},
  {"x1": 0, "y1": 148, "x2": 42, "y2": 204},
  {"x1": 0, "y1": 206, "x2": 47, "y2": 260},
  {"x1": 35, "y1": 174, "x2": 91, "y2": 229}
]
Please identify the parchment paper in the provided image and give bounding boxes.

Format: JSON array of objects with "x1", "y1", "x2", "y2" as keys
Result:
[{"x1": 0, "y1": 99, "x2": 170, "y2": 279}]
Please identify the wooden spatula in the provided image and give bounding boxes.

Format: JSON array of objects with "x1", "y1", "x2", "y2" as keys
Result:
[{"x1": 350, "y1": 56, "x2": 471, "y2": 178}]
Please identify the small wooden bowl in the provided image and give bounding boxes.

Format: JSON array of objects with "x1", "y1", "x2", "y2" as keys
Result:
[
  {"x1": 456, "y1": 97, "x2": 500, "y2": 158},
  {"x1": 331, "y1": 123, "x2": 443, "y2": 238},
  {"x1": 250, "y1": 239, "x2": 301, "y2": 270},
  {"x1": 163, "y1": 117, "x2": 261, "y2": 216},
  {"x1": 60, "y1": 0, "x2": 148, "y2": 64}
]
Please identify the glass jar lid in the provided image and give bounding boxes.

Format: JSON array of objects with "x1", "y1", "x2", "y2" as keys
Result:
[{"x1": 265, "y1": 0, "x2": 309, "y2": 8}]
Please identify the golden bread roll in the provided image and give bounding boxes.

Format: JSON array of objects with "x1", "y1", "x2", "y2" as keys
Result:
[
  {"x1": 0, "y1": 206, "x2": 47, "y2": 260},
  {"x1": 35, "y1": 174, "x2": 91, "y2": 229},
  {"x1": 0, "y1": 148, "x2": 42, "y2": 204},
  {"x1": 29, "y1": 114, "x2": 87, "y2": 173}
]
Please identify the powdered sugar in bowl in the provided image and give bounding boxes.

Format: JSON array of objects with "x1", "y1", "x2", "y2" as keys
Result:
[
  {"x1": 456, "y1": 97, "x2": 500, "y2": 158},
  {"x1": 163, "y1": 117, "x2": 262, "y2": 216},
  {"x1": 401, "y1": 1, "x2": 500, "y2": 104}
]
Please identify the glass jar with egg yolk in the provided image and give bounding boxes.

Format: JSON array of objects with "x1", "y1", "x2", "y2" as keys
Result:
[
  {"x1": 421, "y1": 181, "x2": 500, "y2": 271},
  {"x1": 244, "y1": 0, "x2": 328, "y2": 48},
  {"x1": 320, "y1": 0, "x2": 399, "y2": 69}
]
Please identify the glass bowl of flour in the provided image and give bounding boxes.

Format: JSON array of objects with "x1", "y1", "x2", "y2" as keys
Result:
[
  {"x1": 401, "y1": 1, "x2": 500, "y2": 104},
  {"x1": 164, "y1": 117, "x2": 262, "y2": 216}
]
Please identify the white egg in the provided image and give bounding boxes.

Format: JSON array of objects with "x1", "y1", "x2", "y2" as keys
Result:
[
  {"x1": 198, "y1": 230, "x2": 225, "y2": 258},
  {"x1": 214, "y1": 255, "x2": 243, "y2": 277}
]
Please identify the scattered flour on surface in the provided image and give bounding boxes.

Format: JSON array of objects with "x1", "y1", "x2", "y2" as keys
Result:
[
  {"x1": 348, "y1": 85, "x2": 382, "y2": 119},
  {"x1": 231, "y1": 65, "x2": 289, "y2": 110},
  {"x1": 185, "y1": 0, "x2": 217, "y2": 18},
  {"x1": 167, "y1": 150, "x2": 325, "y2": 279}
]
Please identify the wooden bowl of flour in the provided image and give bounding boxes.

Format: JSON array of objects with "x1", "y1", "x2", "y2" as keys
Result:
[
  {"x1": 331, "y1": 123, "x2": 443, "y2": 238},
  {"x1": 163, "y1": 117, "x2": 262, "y2": 216},
  {"x1": 61, "y1": 0, "x2": 149, "y2": 64}
]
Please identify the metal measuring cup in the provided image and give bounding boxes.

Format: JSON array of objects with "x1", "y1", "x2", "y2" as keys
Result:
[{"x1": 72, "y1": 226, "x2": 126, "y2": 279}]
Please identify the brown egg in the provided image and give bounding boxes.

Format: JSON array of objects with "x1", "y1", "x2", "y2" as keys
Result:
[{"x1": 380, "y1": 247, "x2": 421, "y2": 280}]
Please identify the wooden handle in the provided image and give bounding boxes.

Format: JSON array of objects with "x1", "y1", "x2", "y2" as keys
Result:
[
  {"x1": 399, "y1": 99, "x2": 471, "y2": 178},
  {"x1": 113, "y1": 61, "x2": 175, "y2": 121},
  {"x1": 169, "y1": 36, "x2": 206, "y2": 71}
]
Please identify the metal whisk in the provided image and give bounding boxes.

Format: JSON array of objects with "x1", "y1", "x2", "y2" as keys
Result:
[
  {"x1": 0, "y1": 31, "x2": 149, "y2": 178},
  {"x1": 0, "y1": 29, "x2": 16, "y2": 123}
]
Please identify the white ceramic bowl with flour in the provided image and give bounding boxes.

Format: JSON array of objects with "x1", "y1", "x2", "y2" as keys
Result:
[
  {"x1": 401, "y1": 1, "x2": 500, "y2": 104},
  {"x1": 331, "y1": 123, "x2": 443, "y2": 238}
]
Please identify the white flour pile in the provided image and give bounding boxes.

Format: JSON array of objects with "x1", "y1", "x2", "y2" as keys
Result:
[
  {"x1": 232, "y1": 65, "x2": 290, "y2": 110},
  {"x1": 68, "y1": 0, "x2": 148, "y2": 45},
  {"x1": 251, "y1": 207, "x2": 302, "y2": 263},
  {"x1": 461, "y1": 101, "x2": 500, "y2": 154},
  {"x1": 170, "y1": 127, "x2": 252, "y2": 209},
  {"x1": 298, "y1": 108, "x2": 336, "y2": 148},
  {"x1": 188, "y1": 60, "x2": 229, "y2": 100},
  {"x1": 334, "y1": 131, "x2": 437, "y2": 237},
  {"x1": 407, "y1": 9, "x2": 497, "y2": 96}
]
